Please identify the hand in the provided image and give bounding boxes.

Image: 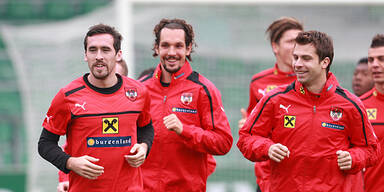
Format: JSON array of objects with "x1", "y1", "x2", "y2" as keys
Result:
[
  {"x1": 57, "y1": 181, "x2": 69, "y2": 192},
  {"x1": 66, "y1": 155, "x2": 104, "y2": 180},
  {"x1": 125, "y1": 143, "x2": 148, "y2": 167},
  {"x1": 336, "y1": 150, "x2": 352, "y2": 170},
  {"x1": 238, "y1": 108, "x2": 247, "y2": 129},
  {"x1": 163, "y1": 114, "x2": 183, "y2": 135},
  {"x1": 268, "y1": 143, "x2": 290, "y2": 163}
]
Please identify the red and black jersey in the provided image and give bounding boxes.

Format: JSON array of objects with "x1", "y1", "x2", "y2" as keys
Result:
[
  {"x1": 43, "y1": 74, "x2": 151, "y2": 192},
  {"x1": 247, "y1": 63, "x2": 296, "y2": 115},
  {"x1": 140, "y1": 61, "x2": 233, "y2": 191},
  {"x1": 238, "y1": 73, "x2": 379, "y2": 192},
  {"x1": 361, "y1": 88, "x2": 384, "y2": 192}
]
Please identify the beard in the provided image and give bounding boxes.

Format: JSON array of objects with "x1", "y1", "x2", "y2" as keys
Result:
[
  {"x1": 162, "y1": 56, "x2": 182, "y2": 73},
  {"x1": 91, "y1": 62, "x2": 110, "y2": 80}
]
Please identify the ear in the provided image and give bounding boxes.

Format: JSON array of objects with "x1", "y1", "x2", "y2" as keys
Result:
[
  {"x1": 84, "y1": 51, "x2": 88, "y2": 62},
  {"x1": 116, "y1": 50, "x2": 122, "y2": 62},
  {"x1": 155, "y1": 44, "x2": 159, "y2": 55},
  {"x1": 185, "y1": 44, "x2": 192, "y2": 59},
  {"x1": 271, "y1": 42, "x2": 278, "y2": 55},
  {"x1": 320, "y1": 57, "x2": 330, "y2": 69}
]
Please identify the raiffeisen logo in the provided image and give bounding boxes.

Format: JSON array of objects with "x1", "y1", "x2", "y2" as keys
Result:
[{"x1": 87, "y1": 136, "x2": 131, "y2": 147}]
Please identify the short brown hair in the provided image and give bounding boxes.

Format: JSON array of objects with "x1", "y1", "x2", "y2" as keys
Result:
[
  {"x1": 266, "y1": 17, "x2": 303, "y2": 45},
  {"x1": 370, "y1": 34, "x2": 384, "y2": 48},
  {"x1": 295, "y1": 31, "x2": 334, "y2": 73},
  {"x1": 84, "y1": 24, "x2": 122, "y2": 54},
  {"x1": 152, "y1": 18, "x2": 196, "y2": 61}
]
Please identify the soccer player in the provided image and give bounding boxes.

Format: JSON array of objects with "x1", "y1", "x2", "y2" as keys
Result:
[
  {"x1": 362, "y1": 34, "x2": 384, "y2": 192},
  {"x1": 38, "y1": 24, "x2": 154, "y2": 192},
  {"x1": 352, "y1": 57, "x2": 374, "y2": 97},
  {"x1": 237, "y1": 30, "x2": 380, "y2": 191},
  {"x1": 238, "y1": 17, "x2": 303, "y2": 192},
  {"x1": 139, "y1": 18, "x2": 233, "y2": 191},
  {"x1": 56, "y1": 58, "x2": 129, "y2": 192}
]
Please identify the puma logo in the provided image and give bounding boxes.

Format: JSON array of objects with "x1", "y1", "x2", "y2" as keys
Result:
[
  {"x1": 46, "y1": 115, "x2": 53, "y2": 123},
  {"x1": 75, "y1": 102, "x2": 86, "y2": 111},
  {"x1": 280, "y1": 104, "x2": 291, "y2": 113},
  {"x1": 258, "y1": 89, "x2": 266, "y2": 96}
]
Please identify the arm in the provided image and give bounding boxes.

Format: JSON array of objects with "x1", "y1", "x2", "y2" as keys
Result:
[
  {"x1": 38, "y1": 128, "x2": 71, "y2": 173},
  {"x1": 237, "y1": 94, "x2": 276, "y2": 162},
  {"x1": 171, "y1": 85, "x2": 233, "y2": 155},
  {"x1": 341, "y1": 101, "x2": 380, "y2": 174}
]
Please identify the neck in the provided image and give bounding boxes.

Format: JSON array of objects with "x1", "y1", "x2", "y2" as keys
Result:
[
  {"x1": 160, "y1": 69, "x2": 172, "y2": 83},
  {"x1": 276, "y1": 60, "x2": 293, "y2": 73},
  {"x1": 88, "y1": 73, "x2": 117, "y2": 88},
  {"x1": 304, "y1": 74, "x2": 327, "y2": 94},
  {"x1": 375, "y1": 82, "x2": 384, "y2": 94}
]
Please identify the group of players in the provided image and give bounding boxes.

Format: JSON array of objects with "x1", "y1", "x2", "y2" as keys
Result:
[{"x1": 38, "y1": 17, "x2": 383, "y2": 192}]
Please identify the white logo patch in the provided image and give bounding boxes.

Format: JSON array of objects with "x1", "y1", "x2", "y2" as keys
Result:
[
  {"x1": 75, "y1": 102, "x2": 86, "y2": 111},
  {"x1": 279, "y1": 104, "x2": 291, "y2": 113}
]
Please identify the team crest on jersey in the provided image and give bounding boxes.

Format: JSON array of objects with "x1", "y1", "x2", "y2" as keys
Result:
[
  {"x1": 366, "y1": 108, "x2": 377, "y2": 120},
  {"x1": 300, "y1": 86, "x2": 305, "y2": 94},
  {"x1": 125, "y1": 87, "x2": 137, "y2": 101},
  {"x1": 181, "y1": 92, "x2": 193, "y2": 105},
  {"x1": 103, "y1": 117, "x2": 119, "y2": 134},
  {"x1": 330, "y1": 107, "x2": 343, "y2": 121},
  {"x1": 284, "y1": 115, "x2": 296, "y2": 128}
]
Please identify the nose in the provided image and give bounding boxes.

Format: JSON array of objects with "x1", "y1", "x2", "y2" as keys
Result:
[
  {"x1": 168, "y1": 46, "x2": 176, "y2": 56},
  {"x1": 96, "y1": 50, "x2": 103, "y2": 60},
  {"x1": 293, "y1": 58, "x2": 303, "y2": 69}
]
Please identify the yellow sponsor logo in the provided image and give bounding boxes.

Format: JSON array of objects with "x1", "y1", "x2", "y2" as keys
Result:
[
  {"x1": 366, "y1": 108, "x2": 377, "y2": 120},
  {"x1": 103, "y1": 117, "x2": 119, "y2": 134},
  {"x1": 266, "y1": 85, "x2": 277, "y2": 93},
  {"x1": 284, "y1": 115, "x2": 296, "y2": 128}
]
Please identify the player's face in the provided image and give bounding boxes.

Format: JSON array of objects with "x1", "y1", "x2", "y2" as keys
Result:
[
  {"x1": 292, "y1": 43, "x2": 328, "y2": 87},
  {"x1": 368, "y1": 46, "x2": 384, "y2": 85},
  {"x1": 85, "y1": 34, "x2": 121, "y2": 80},
  {"x1": 273, "y1": 29, "x2": 302, "y2": 68},
  {"x1": 352, "y1": 64, "x2": 374, "y2": 96},
  {"x1": 155, "y1": 28, "x2": 192, "y2": 74}
]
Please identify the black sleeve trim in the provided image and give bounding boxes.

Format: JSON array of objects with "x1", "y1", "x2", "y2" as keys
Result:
[
  {"x1": 64, "y1": 85, "x2": 86, "y2": 97},
  {"x1": 251, "y1": 71, "x2": 274, "y2": 83},
  {"x1": 38, "y1": 128, "x2": 71, "y2": 173},
  {"x1": 137, "y1": 120, "x2": 154, "y2": 157},
  {"x1": 335, "y1": 86, "x2": 368, "y2": 145},
  {"x1": 249, "y1": 83, "x2": 294, "y2": 134},
  {"x1": 187, "y1": 71, "x2": 215, "y2": 129}
]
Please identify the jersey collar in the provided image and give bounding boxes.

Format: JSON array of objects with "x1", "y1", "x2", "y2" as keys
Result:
[
  {"x1": 274, "y1": 63, "x2": 296, "y2": 77},
  {"x1": 294, "y1": 72, "x2": 338, "y2": 98},
  {"x1": 153, "y1": 60, "x2": 193, "y2": 85}
]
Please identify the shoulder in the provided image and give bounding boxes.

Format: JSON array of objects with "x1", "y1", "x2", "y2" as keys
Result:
[
  {"x1": 360, "y1": 88, "x2": 375, "y2": 102},
  {"x1": 122, "y1": 76, "x2": 149, "y2": 93},
  {"x1": 61, "y1": 76, "x2": 86, "y2": 97},
  {"x1": 250, "y1": 68, "x2": 274, "y2": 83},
  {"x1": 186, "y1": 71, "x2": 219, "y2": 92},
  {"x1": 334, "y1": 86, "x2": 366, "y2": 110}
]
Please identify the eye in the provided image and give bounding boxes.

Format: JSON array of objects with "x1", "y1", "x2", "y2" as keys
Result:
[
  {"x1": 293, "y1": 55, "x2": 298, "y2": 60},
  {"x1": 378, "y1": 56, "x2": 384, "y2": 62},
  {"x1": 368, "y1": 57, "x2": 374, "y2": 63},
  {"x1": 160, "y1": 43, "x2": 169, "y2": 48}
]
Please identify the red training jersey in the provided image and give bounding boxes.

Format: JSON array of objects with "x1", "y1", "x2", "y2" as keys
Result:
[
  {"x1": 238, "y1": 73, "x2": 380, "y2": 192},
  {"x1": 43, "y1": 74, "x2": 151, "y2": 192},
  {"x1": 361, "y1": 88, "x2": 384, "y2": 192},
  {"x1": 140, "y1": 61, "x2": 233, "y2": 191}
]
